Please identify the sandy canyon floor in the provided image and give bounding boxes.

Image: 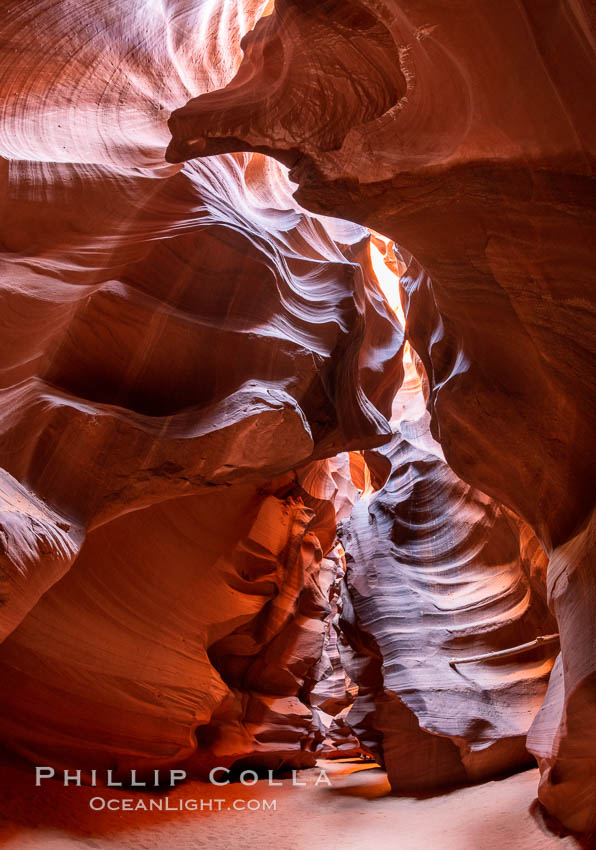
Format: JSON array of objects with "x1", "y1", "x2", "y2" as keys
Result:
[{"x1": 0, "y1": 758, "x2": 591, "y2": 850}]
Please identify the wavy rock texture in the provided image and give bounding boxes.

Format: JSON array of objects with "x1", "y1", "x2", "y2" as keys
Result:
[
  {"x1": 168, "y1": 1, "x2": 596, "y2": 830},
  {"x1": 167, "y1": 0, "x2": 595, "y2": 550},
  {"x1": 0, "y1": 0, "x2": 403, "y2": 776},
  {"x1": 2, "y1": 0, "x2": 594, "y2": 832},
  {"x1": 340, "y1": 350, "x2": 557, "y2": 780},
  {"x1": 308, "y1": 546, "x2": 361, "y2": 759},
  {"x1": 338, "y1": 351, "x2": 558, "y2": 790},
  {"x1": 0, "y1": 471, "x2": 83, "y2": 639},
  {"x1": 526, "y1": 507, "x2": 596, "y2": 833},
  {"x1": 0, "y1": 476, "x2": 344, "y2": 775}
]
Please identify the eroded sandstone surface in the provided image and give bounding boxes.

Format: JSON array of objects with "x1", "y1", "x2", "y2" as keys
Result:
[
  {"x1": 168, "y1": 1, "x2": 596, "y2": 832},
  {"x1": 1, "y1": 0, "x2": 594, "y2": 837},
  {"x1": 338, "y1": 348, "x2": 558, "y2": 790},
  {"x1": 0, "y1": 0, "x2": 402, "y2": 778}
]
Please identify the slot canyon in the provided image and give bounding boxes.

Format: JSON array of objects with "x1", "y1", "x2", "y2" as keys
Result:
[{"x1": 0, "y1": 1, "x2": 594, "y2": 848}]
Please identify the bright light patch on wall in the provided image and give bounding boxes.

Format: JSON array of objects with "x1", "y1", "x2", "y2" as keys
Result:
[
  {"x1": 369, "y1": 238, "x2": 404, "y2": 322},
  {"x1": 368, "y1": 232, "x2": 412, "y2": 364}
]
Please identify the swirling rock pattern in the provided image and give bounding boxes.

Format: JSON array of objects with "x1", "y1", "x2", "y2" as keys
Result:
[
  {"x1": 168, "y1": 0, "x2": 595, "y2": 550},
  {"x1": 0, "y1": 0, "x2": 402, "y2": 776},
  {"x1": 338, "y1": 354, "x2": 558, "y2": 789},
  {"x1": 0, "y1": 471, "x2": 83, "y2": 640},
  {"x1": 2, "y1": 0, "x2": 594, "y2": 832},
  {"x1": 308, "y1": 546, "x2": 361, "y2": 758},
  {"x1": 0, "y1": 481, "x2": 335, "y2": 774},
  {"x1": 526, "y1": 507, "x2": 596, "y2": 833},
  {"x1": 168, "y1": 0, "x2": 596, "y2": 830}
]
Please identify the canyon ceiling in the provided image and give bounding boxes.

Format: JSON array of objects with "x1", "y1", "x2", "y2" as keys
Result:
[{"x1": 0, "y1": 0, "x2": 594, "y2": 839}]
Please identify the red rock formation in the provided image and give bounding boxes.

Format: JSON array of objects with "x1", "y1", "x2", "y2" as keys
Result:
[
  {"x1": 526, "y1": 507, "x2": 596, "y2": 833},
  {"x1": 1, "y1": 0, "x2": 594, "y2": 834},
  {"x1": 167, "y1": 1, "x2": 596, "y2": 830},
  {"x1": 0, "y1": 471, "x2": 83, "y2": 639},
  {"x1": 338, "y1": 351, "x2": 558, "y2": 789},
  {"x1": 308, "y1": 546, "x2": 362, "y2": 759},
  {"x1": 0, "y1": 0, "x2": 402, "y2": 778},
  {"x1": 168, "y1": 1, "x2": 595, "y2": 548}
]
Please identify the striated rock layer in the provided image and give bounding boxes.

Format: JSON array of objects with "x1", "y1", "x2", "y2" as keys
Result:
[
  {"x1": 308, "y1": 546, "x2": 362, "y2": 760},
  {"x1": 1, "y1": 0, "x2": 594, "y2": 833},
  {"x1": 338, "y1": 350, "x2": 558, "y2": 789},
  {"x1": 0, "y1": 473, "x2": 344, "y2": 775},
  {"x1": 0, "y1": 0, "x2": 403, "y2": 777},
  {"x1": 168, "y1": 0, "x2": 596, "y2": 830}
]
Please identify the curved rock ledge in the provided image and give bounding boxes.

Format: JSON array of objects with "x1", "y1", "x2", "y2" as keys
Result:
[
  {"x1": 338, "y1": 353, "x2": 558, "y2": 790},
  {"x1": 167, "y1": 1, "x2": 596, "y2": 829},
  {"x1": 0, "y1": 0, "x2": 402, "y2": 777}
]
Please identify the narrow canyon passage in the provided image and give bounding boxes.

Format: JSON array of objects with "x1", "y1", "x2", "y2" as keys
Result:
[{"x1": 0, "y1": 0, "x2": 594, "y2": 848}]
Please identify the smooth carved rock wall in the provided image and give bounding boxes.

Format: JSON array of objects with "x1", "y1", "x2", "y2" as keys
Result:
[
  {"x1": 308, "y1": 547, "x2": 361, "y2": 759},
  {"x1": 397, "y1": 244, "x2": 596, "y2": 833},
  {"x1": 2, "y1": 0, "x2": 594, "y2": 831},
  {"x1": 338, "y1": 354, "x2": 558, "y2": 789},
  {"x1": 0, "y1": 0, "x2": 403, "y2": 776},
  {"x1": 0, "y1": 480, "x2": 334, "y2": 775},
  {"x1": 526, "y1": 507, "x2": 596, "y2": 833},
  {"x1": 167, "y1": 0, "x2": 595, "y2": 551},
  {"x1": 167, "y1": 1, "x2": 596, "y2": 830}
]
